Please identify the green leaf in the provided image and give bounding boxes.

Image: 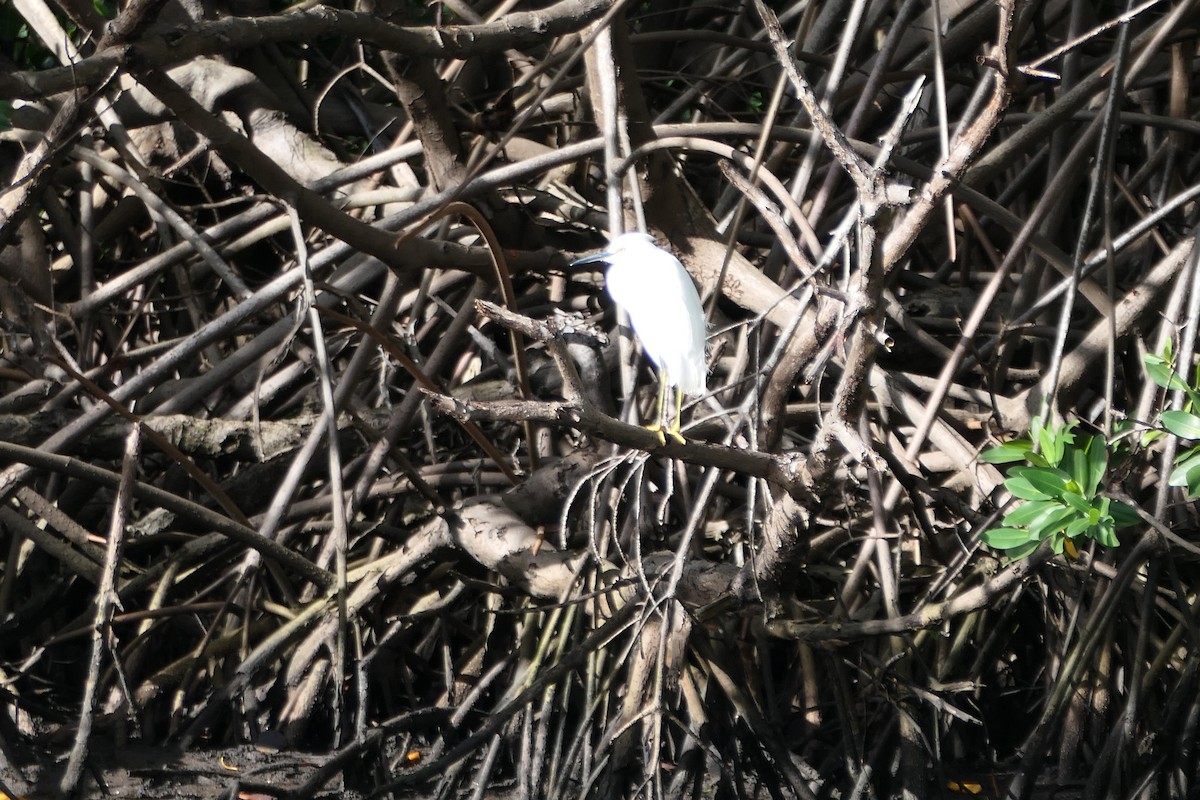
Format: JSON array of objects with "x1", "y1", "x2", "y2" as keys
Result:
[
  {"x1": 1092, "y1": 519, "x2": 1120, "y2": 548},
  {"x1": 1010, "y1": 466, "x2": 1073, "y2": 500},
  {"x1": 1162, "y1": 411, "x2": 1200, "y2": 440},
  {"x1": 980, "y1": 441, "x2": 1033, "y2": 464},
  {"x1": 1074, "y1": 435, "x2": 1107, "y2": 497},
  {"x1": 1006, "y1": 475, "x2": 1051, "y2": 501},
  {"x1": 1002, "y1": 499, "x2": 1058, "y2": 527},
  {"x1": 1144, "y1": 353, "x2": 1187, "y2": 392},
  {"x1": 1064, "y1": 516, "x2": 1092, "y2": 538},
  {"x1": 1038, "y1": 425, "x2": 1064, "y2": 467},
  {"x1": 1030, "y1": 415, "x2": 1045, "y2": 445},
  {"x1": 1113, "y1": 418, "x2": 1140, "y2": 438},
  {"x1": 1003, "y1": 539, "x2": 1042, "y2": 560},
  {"x1": 1171, "y1": 446, "x2": 1200, "y2": 470},
  {"x1": 1109, "y1": 500, "x2": 1140, "y2": 528},
  {"x1": 1059, "y1": 491, "x2": 1092, "y2": 515},
  {"x1": 1179, "y1": 459, "x2": 1200, "y2": 499},
  {"x1": 1185, "y1": 463, "x2": 1200, "y2": 498},
  {"x1": 1027, "y1": 505, "x2": 1077, "y2": 540},
  {"x1": 982, "y1": 527, "x2": 1035, "y2": 549},
  {"x1": 1168, "y1": 448, "x2": 1200, "y2": 494}
]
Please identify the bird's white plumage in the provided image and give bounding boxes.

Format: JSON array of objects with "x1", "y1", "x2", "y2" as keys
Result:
[{"x1": 597, "y1": 232, "x2": 707, "y2": 395}]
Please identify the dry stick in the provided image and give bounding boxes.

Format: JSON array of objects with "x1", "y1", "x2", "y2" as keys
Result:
[
  {"x1": 0, "y1": 506, "x2": 102, "y2": 584},
  {"x1": 49, "y1": 353, "x2": 252, "y2": 526},
  {"x1": 233, "y1": 311, "x2": 355, "y2": 557},
  {"x1": 0, "y1": 0, "x2": 611, "y2": 99},
  {"x1": 397, "y1": 201, "x2": 538, "y2": 474},
  {"x1": 614, "y1": 137, "x2": 812, "y2": 260},
  {"x1": 810, "y1": 75, "x2": 926, "y2": 281},
  {"x1": 57, "y1": 426, "x2": 139, "y2": 798},
  {"x1": 713, "y1": 67, "x2": 822, "y2": 279},
  {"x1": 11, "y1": 0, "x2": 155, "y2": 177},
  {"x1": 1008, "y1": 532, "x2": 1165, "y2": 800},
  {"x1": 1040, "y1": 16, "x2": 1133, "y2": 425},
  {"x1": 717, "y1": 162, "x2": 813, "y2": 275},
  {"x1": 386, "y1": 57, "x2": 466, "y2": 194},
  {"x1": 326, "y1": 269, "x2": 408, "y2": 419},
  {"x1": 805, "y1": 0, "x2": 921, "y2": 227},
  {"x1": 344, "y1": 280, "x2": 490, "y2": 521},
  {"x1": 0, "y1": 439, "x2": 332, "y2": 588},
  {"x1": 3, "y1": 186, "x2": 452, "y2": 505},
  {"x1": 818, "y1": 81, "x2": 926, "y2": 457},
  {"x1": 129, "y1": 68, "x2": 424, "y2": 278},
  {"x1": 928, "y1": 0, "x2": 956, "y2": 264},
  {"x1": 0, "y1": 235, "x2": 329, "y2": 503},
  {"x1": 891, "y1": 151, "x2": 1200, "y2": 398},
  {"x1": 0, "y1": 0, "x2": 154, "y2": 248},
  {"x1": 377, "y1": 598, "x2": 641, "y2": 794},
  {"x1": 751, "y1": 0, "x2": 884, "y2": 205},
  {"x1": 783, "y1": 0, "x2": 870, "y2": 224},
  {"x1": 5, "y1": 126, "x2": 239, "y2": 309},
  {"x1": 68, "y1": 140, "x2": 423, "y2": 320},
  {"x1": 288, "y1": 208, "x2": 351, "y2": 745},
  {"x1": 178, "y1": 519, "x2": 453, "y2": 749},
  {"x1": 16, "y1": 486, "x2": 106, "y2": 560},
  {"x1": 318, "y1": 305, "x2": 520, "y2": 485},
  {"x1": 750, "y1": 0, "x2": 929, "y2": 472},
  {"x1": 1019, "y1": 0, "x2": 1168, "y2": 76},
  {"x1": 69, "y1": 142, "x2": 250, "y2": 298},
  {"x1": 386, "y1": 0, "x2": 632, "y2": 242},
  {"x1": 0, "y1": 68, "x2": 117, "y2": 249},
  {"x1": 589, "y1": 20, "x2": 624, "y2": 239},
  {"x1": 967, "y1": 0, "x2": 1198, "y2": 192},
  {"x1": 764, "y1": 542, "x2": 1056, "y2": 642}
]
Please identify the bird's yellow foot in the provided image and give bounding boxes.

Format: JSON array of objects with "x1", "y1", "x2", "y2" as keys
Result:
[
  {"x1": 644, "y1": 424, "x2": 667, "y2": 446},
  {"x1": 665, "y1": 417, "x2": 687, "y2": 445},
  {"x1": 645, "y1": 424, "x2": 686, "y2": 446}
]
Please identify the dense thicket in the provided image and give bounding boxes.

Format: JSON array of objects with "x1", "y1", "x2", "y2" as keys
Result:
[{"x1": 2, "y1": 0, "x2": 1199, "y2": 798}]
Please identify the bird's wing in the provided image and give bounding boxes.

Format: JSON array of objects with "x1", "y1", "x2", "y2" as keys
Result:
[{"x1": 604, "y1": 268, "x2": 660, "y2": 325}]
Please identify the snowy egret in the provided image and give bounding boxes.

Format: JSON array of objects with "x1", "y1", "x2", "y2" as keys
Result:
[{"x1": 573, "y1": 232, "x2": 706, "y2": 444}]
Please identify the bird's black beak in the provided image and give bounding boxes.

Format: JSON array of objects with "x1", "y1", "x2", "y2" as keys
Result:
[{"x1": 569, "y1": 249, "x2": 614, "y2": 267}]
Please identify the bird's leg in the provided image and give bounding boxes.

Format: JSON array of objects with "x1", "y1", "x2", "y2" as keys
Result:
[
  {"x1": 642, "y1": 371, "x2": 686, "y2": 446},
  {"x1": 664, "y1": 386, "x2": 686, "y2": 444},
  {"x1": 644, "y1": 374, "x2": 668, "y2": 446}
]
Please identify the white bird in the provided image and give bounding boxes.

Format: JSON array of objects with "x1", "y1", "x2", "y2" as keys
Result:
[{"x1": 573, "y1": 232, "x2": 706, "y2": 444}]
